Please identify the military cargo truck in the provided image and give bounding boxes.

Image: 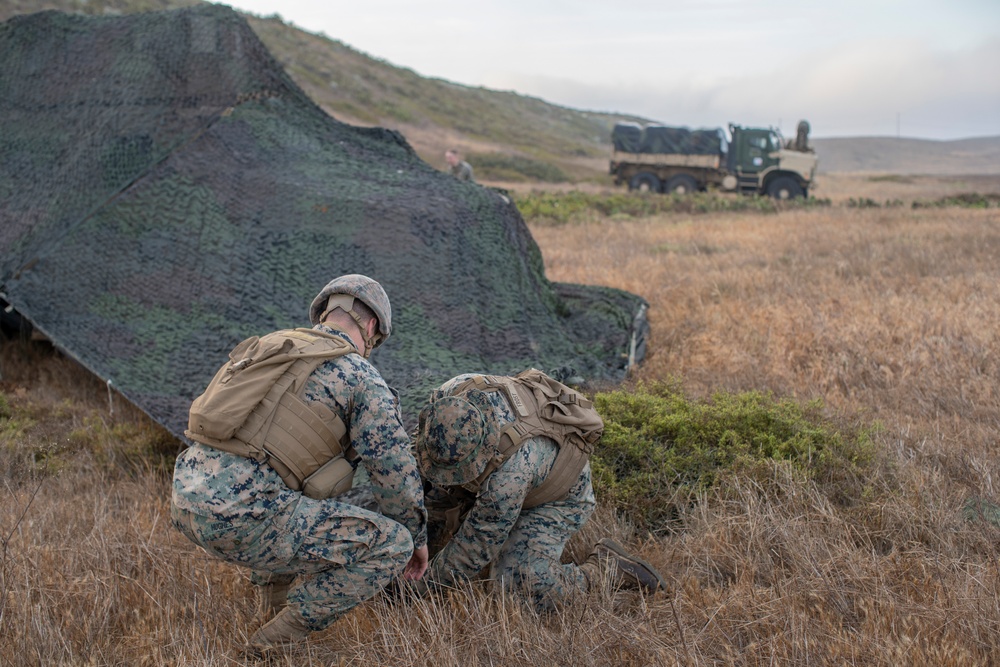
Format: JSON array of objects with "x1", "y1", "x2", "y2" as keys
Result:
[{"x1": 610, "y1": 121, "x2": 818, "y2": 199}]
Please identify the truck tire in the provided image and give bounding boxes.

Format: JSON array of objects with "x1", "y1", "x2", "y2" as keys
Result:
[
  {"x1": 665, "y1": 174, "x2": 698, "y2": 195},
  {"x1": 767, "y1": 176, "x2": 804, "y2": 200},
  {"x1": 629, "y1": 172, "x2": 661, "y2": 193}
]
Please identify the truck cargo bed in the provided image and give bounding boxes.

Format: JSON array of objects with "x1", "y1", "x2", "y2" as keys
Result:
[{"x1": 612, "y1": 150, "x2": 721, "y2": 169}]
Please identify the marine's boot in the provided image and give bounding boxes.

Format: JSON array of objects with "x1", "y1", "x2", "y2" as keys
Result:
[
  {"x1": 249, "y1": 607, "x2": 312, "y2": 650},
  {"x1": 581, "y1": 538, "x2": 667, "y2": 593},
  {"x1": 257, "y1": 581, "x2": 291, "y2": 620}
]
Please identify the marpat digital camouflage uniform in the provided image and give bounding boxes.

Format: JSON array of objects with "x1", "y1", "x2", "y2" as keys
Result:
[
  {"x1": 171, "y1": 324, "x2": 427, "y2": 631},
  {"x1": 450, "y1": 160, "x2": 475, "y2": 182},
  {"x1": 423, "y1": 374, "x2": 595, "y2": 610}
]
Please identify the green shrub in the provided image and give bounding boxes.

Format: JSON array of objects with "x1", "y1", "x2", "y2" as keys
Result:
[
  {"x1": 592, "y1": 382, "x2": 876, "y2": 533},
  {"x1": 515, "y1": 190, "x2": 831, "y2": 225}
]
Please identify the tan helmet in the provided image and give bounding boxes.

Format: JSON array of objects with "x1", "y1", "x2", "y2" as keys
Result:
[
  {"x1": 309, "y1": 274, "x2": 391, "y2": 357},
  {"x1": 415, "y1": 388, "x2": 503, "y2": 488}
]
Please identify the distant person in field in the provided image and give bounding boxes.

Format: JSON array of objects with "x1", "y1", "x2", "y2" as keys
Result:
[
  {"x1": 171, "y1": 275, "x2": 427, "y2": 650},
  {"x1": 413, "y1": 370, "x2": 666, "y2": 610},
  {"x1": 444, "y1": 148, "x2": 475, "y2": 182}
]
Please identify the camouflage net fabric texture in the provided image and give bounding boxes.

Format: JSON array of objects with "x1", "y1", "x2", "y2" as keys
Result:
[{"x1": 0, "y1": 6, "x2": 647, "y2": 435}]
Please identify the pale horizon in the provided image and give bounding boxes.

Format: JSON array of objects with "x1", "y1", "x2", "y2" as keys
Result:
[{"x1": 218, "y1": 0, "x2": 1000, "y2": 141}]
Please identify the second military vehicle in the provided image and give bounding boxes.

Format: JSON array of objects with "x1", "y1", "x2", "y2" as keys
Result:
[{"x1": 610, "y1": 120, "x2": 818, "y2": 199}]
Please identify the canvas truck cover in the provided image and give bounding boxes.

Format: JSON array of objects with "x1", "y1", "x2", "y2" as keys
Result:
[
  {"x1": 688, "y1": 128, "x2": 727, "y2": 156},
  {"x1": 611, "y1": 122, "x2": 643, "y2": 153},
  {"x1": 0, "y1": 6, "x2": 648, "y2": 434},
  {"x1": 614, "y1": 123, "x2": 727, "y2": 157},
  {"x1": 641, "y1": 126, "x2": 691, "y2": 155}
]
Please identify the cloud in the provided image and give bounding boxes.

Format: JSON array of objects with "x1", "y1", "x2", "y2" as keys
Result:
[{"x1": 495, "y1": 36, "x2": 1000, "y2": 139}]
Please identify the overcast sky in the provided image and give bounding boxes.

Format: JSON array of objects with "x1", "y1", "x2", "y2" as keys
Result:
[{"x1": 221, "y1": 0, "x2": 999, "y2": 140}]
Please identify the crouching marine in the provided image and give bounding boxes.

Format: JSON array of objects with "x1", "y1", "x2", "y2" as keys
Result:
[
  {"x1": 170, "y1": 274, "x2": 428, "y2": 650},
  {"x1": 415, "y1": 369, "x2": 666, "y2": 609}
]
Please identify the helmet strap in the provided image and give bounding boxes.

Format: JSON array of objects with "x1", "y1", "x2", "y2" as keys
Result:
[{"x1": 321, "y1": 295, "x2": 381, "y2": 358}]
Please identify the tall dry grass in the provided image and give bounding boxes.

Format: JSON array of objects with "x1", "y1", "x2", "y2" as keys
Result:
[
  {"x1": 2, "y1": 193, "x2": 1000, "y2": 665},
  {"x1": 534, "y1": 204, "x2": 1000, "y2": 450},
  {"x1": 532, "y1": 202, "x2": 1000, "y2": 663}
]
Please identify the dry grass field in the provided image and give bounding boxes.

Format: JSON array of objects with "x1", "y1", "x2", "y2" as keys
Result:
[
  {"x1": 2, "y1": 176, "x2": 999, "y2": 665},
  {"x1": 491, "y1": 172, "x2": 1000, "y2": 206}
]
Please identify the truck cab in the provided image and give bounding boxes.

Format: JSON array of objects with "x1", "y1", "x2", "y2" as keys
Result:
[{"x1": 727, "y1": 124, "x2": 817, "y2": 198}]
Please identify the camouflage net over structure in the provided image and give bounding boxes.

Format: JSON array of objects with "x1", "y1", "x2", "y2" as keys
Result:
[{"x1": 0, "y1": 6, "x2": 647, "y2": 435}]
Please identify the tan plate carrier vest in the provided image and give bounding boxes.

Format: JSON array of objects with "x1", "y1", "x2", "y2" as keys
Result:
[
  {"x1": 451, "y1": 369, "x2": 604, "y2": 509},
  {"x1": 184, "y1": 328, "x2": 358, "y2": 500}
]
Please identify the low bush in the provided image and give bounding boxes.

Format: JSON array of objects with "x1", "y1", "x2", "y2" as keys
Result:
[{"x1": 591, "y1": 382, "x2": 877, "y2": 533}]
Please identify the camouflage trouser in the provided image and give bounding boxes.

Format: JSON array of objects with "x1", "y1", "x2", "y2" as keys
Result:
[
  {"x1": 171, "y1": 495, "x2": 413, "y2": 630},
  {"x1": 492, "y1": 495, "x2": 594, "y2": 610}
]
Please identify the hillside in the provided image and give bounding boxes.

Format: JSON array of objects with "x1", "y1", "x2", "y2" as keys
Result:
[
  {"x1": 812, "y1": 136, "x2": 1000, "y2": 175},
  {"x1": 2, "y1": 0, "x2": 998, "y2": 180}
]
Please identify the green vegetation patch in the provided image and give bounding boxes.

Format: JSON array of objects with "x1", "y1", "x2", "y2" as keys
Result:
[
  {"x1": 847, "y1": 193, "x2": 1000, "y2": 209},
  {"x1": 847, "y1": 197, "x2": 905, "y2": 209},
  {"x1": 68, "y1": 415, "x2": 177, "y2": 476},
  {"x1": 467, "y1": 153, "x2": 569, "y2": 183},
  {"x1": 912, "y1": 193, "x2": 1000, "y2": 209},
  {"x1": 867, "y1": 174, "x2": 913, "y2": 184},
  {"x1": 591, "y1": 382, "x2": 876, "y2": 533},
  {"x1": 515, "y1": 191, "x2": 831, "y2": 225},
  {"x1": 0, "y1": 387, "x2": 177, "y2": 480},
  {"x1": 0, "y1": 391, "x2": 40, "y2": 446}
]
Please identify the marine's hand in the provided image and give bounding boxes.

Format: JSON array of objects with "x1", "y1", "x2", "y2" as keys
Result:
[{"x1": 403, "y1": 545, "x2": 429, "y2": 580}]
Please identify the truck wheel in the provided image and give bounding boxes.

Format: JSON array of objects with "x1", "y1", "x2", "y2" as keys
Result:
[
  {"x1": 665, "y1": 174, "x2": 698, "y2": 195},
  {"x1": 767, "y1": 176, "x2": 804, "y2": 200},
  {"x1": 629, "y1": 172, "x2": 661, "y2": 193}
]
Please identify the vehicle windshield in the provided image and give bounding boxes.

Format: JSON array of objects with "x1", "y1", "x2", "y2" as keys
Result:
[{"x1": 769, "y1": 131, "x2": 784, "y2": 151}]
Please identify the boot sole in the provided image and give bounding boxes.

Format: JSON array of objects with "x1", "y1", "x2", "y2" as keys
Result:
[{"x1": 597, "y1": 538, "x2": 668, "y2": 592}]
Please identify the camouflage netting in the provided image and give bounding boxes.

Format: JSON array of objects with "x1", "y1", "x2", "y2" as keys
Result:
[{"x1": 0, "y1": 6, "x2": 647, "y2": 435}]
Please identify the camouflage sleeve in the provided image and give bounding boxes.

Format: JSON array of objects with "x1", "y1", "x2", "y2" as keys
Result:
[
  {"x1": 350, "y1": 368, "x2": 428, "y2": 549},
  {"x1": 306, "y1": 354, "x2": 427, "y2": 549},
  {"x1": 427, "y1": 444, "x2": 538, "y2": 585}
]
